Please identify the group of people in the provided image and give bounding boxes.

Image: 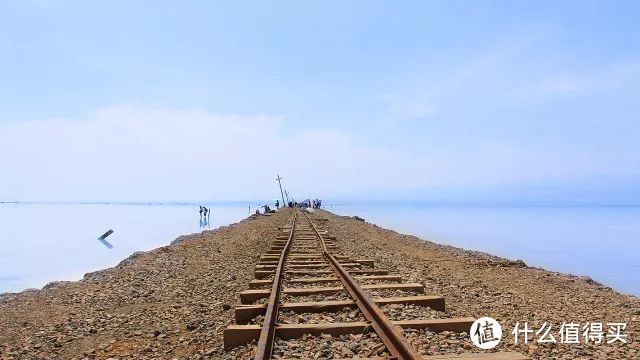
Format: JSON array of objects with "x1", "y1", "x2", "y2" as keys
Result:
[
  {"x1": 252, "y1": 198, "x2": 325, "y2": 215},
  {"x1": 284, "y1": 198, "x2": 322, "y2": 209},
  {"x1": 198, "y1": 206, "x2": 211, "y2": 228},
  {"x1": 259, "y1": 204, "x2": 276, "y2": 214},
  {"x1": 311, "y1": 199, "x2": 322, "y2": 209},
  {"x1": 199, "y1": 205, "x2": 211, "y2": 218}
]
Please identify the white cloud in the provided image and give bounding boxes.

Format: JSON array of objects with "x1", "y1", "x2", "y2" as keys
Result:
[
  {"x1": 0, "y1": 104, "x2": 437, "y2": 201},
  {"x1": 379, "y1": 31, "x2": 545, "y2": 124},
  {"x1": 1, "y1": 103, "x2": 637, "y2": 202}
]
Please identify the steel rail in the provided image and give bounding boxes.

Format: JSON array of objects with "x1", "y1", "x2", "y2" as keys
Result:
[
  {"x1": 301, "y1": 210, "x2": 421, "y2": 360},
  {"x1": 254, "y1": 212, "x2": 297, "y2": 360}
]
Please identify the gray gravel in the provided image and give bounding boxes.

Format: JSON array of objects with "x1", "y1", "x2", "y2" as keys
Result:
[
  {"x1": 281, "y1": 291, "x2": 352, "y2": 303},
  {"x1": 403, "y1": 329, "x2": 478, "y2": 356},
  {"x1": 278, "y1": 308, "x2": 365, "y2": 324},
  {"x1": 367, "y1": 288, "x2": 419, "y2": 298},
  {"x1": 284, "y1": 281, "x2": 342, "y2": 289},
  {"x1": 381, "y1": 303, "x2": 451, "y2": 321},
  {"x1": 272, "y1": 333, "x2": 390, "y2": 359}
]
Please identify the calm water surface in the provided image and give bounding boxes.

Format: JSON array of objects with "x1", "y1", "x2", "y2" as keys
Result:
[
  {"x1": 1, "y1": 204, "x2": 638, "y2": 296},
  {"x1": 330, "y1": 205, "x2": 640, "y2": 296},
  {"x1": 0, "y1": 203, "x2": 252, "y2": 293}
]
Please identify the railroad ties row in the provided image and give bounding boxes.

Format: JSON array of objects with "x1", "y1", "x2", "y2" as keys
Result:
[{"x1": 224, "y1": 213, "x2": 527, "y2": 359}]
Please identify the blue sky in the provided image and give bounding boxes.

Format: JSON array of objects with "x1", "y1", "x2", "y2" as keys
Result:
[{"x1": 1, "y1": 1, "x2": 639, "y2": 203}]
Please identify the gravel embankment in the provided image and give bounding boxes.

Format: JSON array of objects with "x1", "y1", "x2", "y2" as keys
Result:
[
  {"x1": 0, "y1": 210, "x2": 292, "y2": 359},
  {"x1": 1, "y1": 208, "x2": 638, "y2": 359},
  {"x1": 313, "y1": 210, "x2": 640, "y2": 359}
]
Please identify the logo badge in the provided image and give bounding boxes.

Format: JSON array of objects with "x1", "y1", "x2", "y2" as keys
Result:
[{"x1": 470, "y1": 317, "x2": 502, "y2": 349}]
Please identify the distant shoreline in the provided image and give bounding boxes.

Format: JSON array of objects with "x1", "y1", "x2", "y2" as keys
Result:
[
  {"x1": 2, "y1": 201, "x2": 640, "y2": 207},
  {"x1": 0, "y1": 200, "x2": 267, "y2": 206}
]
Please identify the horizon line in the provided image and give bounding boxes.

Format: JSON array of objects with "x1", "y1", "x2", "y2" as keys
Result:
[{"x1": 2, "y1": 200, "x2": 640, "y2": 208}]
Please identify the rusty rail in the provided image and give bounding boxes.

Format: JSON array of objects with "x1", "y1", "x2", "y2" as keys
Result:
[
  {"x1": 254, "y1": 213, "x2": 297, "y2": 360},
  {"x1": 225, "y1": 209, "x2": 526, "y2": 360},
  {"x1": 301, "y1": 210, "x2": 421, "y2": 360}
]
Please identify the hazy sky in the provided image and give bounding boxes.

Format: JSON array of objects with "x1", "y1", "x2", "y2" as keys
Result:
[{"x1": 1, "y1": 1, "x2": 639, "y2": 202}]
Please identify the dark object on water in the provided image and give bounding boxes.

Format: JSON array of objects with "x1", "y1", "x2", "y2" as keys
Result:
[{"x1": 98, "y1": 229, "x2": 114, "y2": 240}]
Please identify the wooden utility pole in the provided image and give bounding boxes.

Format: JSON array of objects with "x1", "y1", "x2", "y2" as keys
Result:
[{"x1": 276, "y1": 174, "x2": 286, "y2": 208}]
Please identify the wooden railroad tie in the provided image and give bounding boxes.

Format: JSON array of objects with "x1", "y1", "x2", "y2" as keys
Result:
[
  {"x1": 234, "y1": 295, "x2": 446, "y2": 322},
  {"x1": 224, "y1": 318, "x2": 475, "y2": 349}
]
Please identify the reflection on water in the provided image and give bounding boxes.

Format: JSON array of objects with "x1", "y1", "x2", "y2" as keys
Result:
[
  {"x1": 331, "y1": 205, "x2": 640, "y2": 296},
  {"x1": 199, "y1": 212, "x2": 211, "y2": 229},
  {"x1": 97, "y1": 238, "x2": 113, "y2": 249},
  {"x1": 0, "y1": 203, "x2": 250, "y2": 293}
]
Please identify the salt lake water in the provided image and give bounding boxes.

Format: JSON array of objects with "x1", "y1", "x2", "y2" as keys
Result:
[
  {"x1": 1, "y1": 203, "x2": 638, "y2": 296},
  {"x1": 0, "y1": 203, "x2": 252, "y2": 294},
  {"x1": 330, "y1": 204, "x2": 640, "y2": 296}
]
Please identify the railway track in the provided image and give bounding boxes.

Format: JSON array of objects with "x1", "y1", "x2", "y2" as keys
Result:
[{"x1": 224, "y1": 210, "x2": 527, "y2": 359}]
